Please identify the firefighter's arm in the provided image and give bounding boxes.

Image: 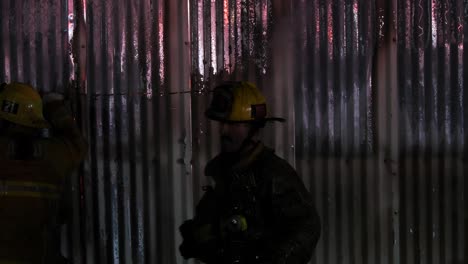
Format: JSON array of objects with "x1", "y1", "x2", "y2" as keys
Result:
[
  {"x1": 179, "y1": 186, "x2": 221, "y2": 262},
  {"x1": 270, "y1": 166, "x2": 321, "y2": 264},
  {"x1": 42, "y1": 93, "x2": 87, "y2": 168}
]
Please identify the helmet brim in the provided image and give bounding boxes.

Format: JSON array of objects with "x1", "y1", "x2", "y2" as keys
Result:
[
  {"x1": 205, "y1": 111, "x2": 286, "y2": 123},
  {"x1": 0, "y1": 115, "x2": 50, "y2": 128}
]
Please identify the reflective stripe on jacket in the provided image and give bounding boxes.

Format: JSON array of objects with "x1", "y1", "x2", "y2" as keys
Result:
[{"x1": 0, "y1": 102, "x2": 87, "y2": 264}]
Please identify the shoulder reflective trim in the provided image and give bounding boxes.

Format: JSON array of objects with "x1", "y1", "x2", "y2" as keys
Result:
[
  {"x1": 0, "y1": 180, "x2": 61, "y2": 199},
  {"x1": 2, "y1": 191, "x2": 60, "y2": 199},
  {"x1": 0, "y1": 261, "x2": 32, "y2": 264},
  {"x1": 4, "y1": 180, "x2": 60, "y2": 191}
]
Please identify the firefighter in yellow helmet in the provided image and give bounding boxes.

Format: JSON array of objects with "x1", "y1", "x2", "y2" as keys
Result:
[
  {"x1": 179, "y1": 82, "x2": 321, "y2": 264},
  {"x1": 0, "y1": 82, "x2": 87, "y2": 263}
]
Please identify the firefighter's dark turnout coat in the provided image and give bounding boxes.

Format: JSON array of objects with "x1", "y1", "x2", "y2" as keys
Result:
[{"x1": 180, "y1": 142, "x2": 321, "y2": 264}]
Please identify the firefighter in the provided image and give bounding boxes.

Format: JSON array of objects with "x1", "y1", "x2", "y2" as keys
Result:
[
  {"x1": 179, "y1": 81, "x2": 321, "y2": 263},
  {"x1": 0, "y1": 82, "x2": 87, "y2": 263}
]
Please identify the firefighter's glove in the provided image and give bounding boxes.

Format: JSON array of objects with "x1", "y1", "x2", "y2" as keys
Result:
[{"x1": 179, "y1": 219, "x2": 218, "y2": 259}]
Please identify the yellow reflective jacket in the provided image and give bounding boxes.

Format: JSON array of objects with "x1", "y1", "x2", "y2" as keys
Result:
[{"x1": 0, "y1": 101, "x2": 87, "y2": 264}]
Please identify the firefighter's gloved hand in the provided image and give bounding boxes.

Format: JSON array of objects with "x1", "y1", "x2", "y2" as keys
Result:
[
  {"x1": 179, "y1": 234, "x2": 219, "y2": 260},
  {"x1": 42, "y1": 92, "x2": 65, "y2": 104},
  {"x1": 179, "y1": 219, "x2": 219, "y2": 260}
]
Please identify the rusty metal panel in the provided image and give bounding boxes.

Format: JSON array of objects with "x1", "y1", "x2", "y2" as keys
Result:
[
  {"x1": 191, "y1": 1, "x2": 466, "y2": 264},
  {"x1": 0, "y1": 0, "x2": 72, "y2": 92},
  {"x1": 76, "y1": 0, "x2": 192, "y2": 263},
  {"x1": 189, "y1": 1, "x2": 381, "y2": 264},
  {"x1": 0, "y1": 0, "x2": 466, "y2": 264},
  {"x1": 2, "y1": 0, "x2": 190, "y2": 263},
  {"x1": 396, "y1": 1, "x2": 466, "y2": 264},
  {"x1": 287, "y1": 1, "x2": 382, "y2": 264}
]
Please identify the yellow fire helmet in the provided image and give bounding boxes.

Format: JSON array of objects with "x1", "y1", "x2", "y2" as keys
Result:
[
  {"x1": 0, "y1": 82, "x2": 49, "y2": 128},
  {"x1": 205, "y1": 81, "x2": 285, "y2": 123}
]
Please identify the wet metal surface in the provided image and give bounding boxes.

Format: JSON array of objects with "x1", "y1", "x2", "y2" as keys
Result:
[{"x1": 0, "y1": 0, "x2": 466, "y2": 263}]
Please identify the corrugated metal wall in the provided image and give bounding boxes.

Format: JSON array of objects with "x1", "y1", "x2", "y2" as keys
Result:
[
  {"x1": 0, "y1": 0, "x2": 466, "y2": 264},
  {"x1": 75, "y1": 0, "x2": 192, "y2": 263},
  {"x1": 290, "y1": 1, "x2": 382, "y2": 263},
  {"x1": 396, "y1": 1, "x2": 466, "y2": 264},
  {"x1": 0, "y1": 0, "x2": 72, "y2": 91}
]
